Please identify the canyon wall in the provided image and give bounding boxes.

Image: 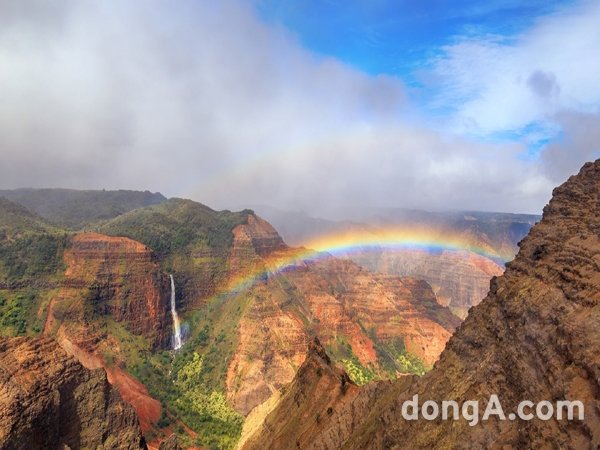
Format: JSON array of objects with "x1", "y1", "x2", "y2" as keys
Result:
[
  {"x1": 351, "y1": 249, "x2": 504, "y2": 318},
  {"x1": 243, "y1": 160, "x2": 600, "y2": 449},
  {"x1": 225, "y1": 219, "x2": 460, "y2": 415}
]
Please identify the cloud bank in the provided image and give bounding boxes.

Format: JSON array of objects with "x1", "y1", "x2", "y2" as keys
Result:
[
  {"x1": 0, "y1": 0, "x2": 597, "y2": 216},
  {"x1": 430, "y1": 0, "x2": 600, "y2": 181}
]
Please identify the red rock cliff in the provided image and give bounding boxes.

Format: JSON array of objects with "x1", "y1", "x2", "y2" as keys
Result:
[
  {"x1": 43, "y1": 232, "x2": 167, "y2": 433},
  {"x1": 45, "y1": 232, "x2": 170, "y2": 348},
  {"x1": 225, "y1": 218, "x2": 460, "y2": 415}
]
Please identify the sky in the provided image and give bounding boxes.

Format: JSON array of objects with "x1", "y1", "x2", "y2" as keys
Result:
[{"x1": 0, "y1": 0, "x2": 599, "y2": 217}]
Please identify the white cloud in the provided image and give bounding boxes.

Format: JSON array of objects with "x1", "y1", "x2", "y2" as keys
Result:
[
  {"x1": 0, "y1": 0, "x2": 585, "y2": 216},
  {"x1": 429, "y1": 0, "x2": 600, "y2": 176}
]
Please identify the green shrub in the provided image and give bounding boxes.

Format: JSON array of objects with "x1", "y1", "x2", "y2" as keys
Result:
[
  {"x1": 0, "y1": 291, "x2": 34, "y2": 335},
  {"x1": 341, "y1": 357, "x2": 376, "y2": 386}
]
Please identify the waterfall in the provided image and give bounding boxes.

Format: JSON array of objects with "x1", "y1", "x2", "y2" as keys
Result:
[{"x1": 169, "y1": 274, "x2": 183, "y2": 350}]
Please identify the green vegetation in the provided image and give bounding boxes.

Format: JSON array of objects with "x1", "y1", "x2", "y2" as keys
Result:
[
  {"x1": 395, "y1": 351, "x2": 427, "y2": 376},
  {"x1": 101, "y1": 318, "x2": 242, "y2": 448},
  {"x1": 0, "y1": 289, "x2": 47, "y2": 336},
  {"x1": 340, "y1": 356, "x2": 376, "y2": 386},
  {"x1": 0, "y1": 188, "x2": 167, "y2": 229},
  {"x1": 374, "y1": 337, "x2": 428, "y2": 377},
  {"x1": 0, "y1": 196, "x2": 55, "y2": 237},
  {"x1": 0, "y1": 198, "x2": 67, "y2": 337},
  {"x1": 0, "y1": 196, "x2": 68, "y2": 284},
  {"x1": 124, "y1": 289, "x2": 253, "y2": 449},
  {"x1": 173, "y1": 352, "x2": 243, "y2": 448},
  {"x1": 99, "y1": 199, "x2": 250, "y2": 258},
  {"x1": 0, "y1": 291, "x2": 28, "y2": 335},
  {"x1": 326, "y1": 336, "x2": 376, "y2": 386},
  {"x1": 0, "y1": 233, "x2": 67, "y2": 283}
]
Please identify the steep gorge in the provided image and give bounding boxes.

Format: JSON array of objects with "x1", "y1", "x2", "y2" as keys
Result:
[
  {"x1": 0, "y1": 192, "x2": 476, "y2": 448},
  {"x1": 243, "y1": 160, "x2": 600, "y2": 449},
  {"x1": 222, "y1": 218, "x2": 460, "y2": 415}
]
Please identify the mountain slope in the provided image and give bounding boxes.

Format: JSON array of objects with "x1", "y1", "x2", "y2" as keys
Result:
[
  {"x1": 0, "y1": 197, "x2": 56, "y2": 238},
  {"x1": 243, "y1": 160, "x2": 600, "y2": 449},
  {"x1": 239, "y1": 337, "x2": 414, "y2": 450},
  {"x1": 0, "y1": 198, "x2": 67, "y2": 337}
]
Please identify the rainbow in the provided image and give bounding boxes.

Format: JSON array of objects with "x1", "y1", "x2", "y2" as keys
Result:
[
  {"x1": 304, "y1": 228, "x2": 506, "y2": 260},
  {"x1": 220, "y1": 228, "x2": 510, "y2": 297}
]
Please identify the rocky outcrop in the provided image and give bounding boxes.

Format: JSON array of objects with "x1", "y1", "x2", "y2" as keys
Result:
[
  {"x1": 351, "y1": 249, "x2": 504, "y2": 318},
  {"x1": 240, "y1": 215, "x2": 287, "y2": 257},
  {"x1": 0, "y1": 336, "x2": 146, "y2": 450},
  {"x1": 228, "y1": 214, "x2": 287, "y2": 277},
  {"x1": 239, "y1": 338, "x2": 413, "y2": 450},
  {"x1": 157, "y1": 434, "x2": 182, "y2": 450},
  {"x1": 244, "y1": 160, "x2": 600, "y2": 449}
]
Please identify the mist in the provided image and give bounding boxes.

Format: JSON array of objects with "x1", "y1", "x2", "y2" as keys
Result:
[{"x1": 1, "y1": 0, "x2": 598, "y2": 218}]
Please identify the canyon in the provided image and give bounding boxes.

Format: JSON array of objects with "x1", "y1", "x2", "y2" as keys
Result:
[
  {"x1": 0, "y1": 185, "x2": 537, "y2": 448},
  {"x1": 257, "y1": 206, "x2": 538, "y2": 317},
  {"x1": 242, "y1": 160, "x2": 600, "y2": 448}
]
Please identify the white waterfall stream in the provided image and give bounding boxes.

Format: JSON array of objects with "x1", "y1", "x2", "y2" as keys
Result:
[{"x1": 169, "y1": 274, "x2": 183, "y2": 350}]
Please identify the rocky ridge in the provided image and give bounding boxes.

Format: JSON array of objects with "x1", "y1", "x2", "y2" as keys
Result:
[{"x1": 239, "y1": 338, "x2": 413, "y2": 450}]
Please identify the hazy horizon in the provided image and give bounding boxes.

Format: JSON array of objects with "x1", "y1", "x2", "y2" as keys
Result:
[{"x1": 0, "y1": 186, "x2": 542, "y2": 222}]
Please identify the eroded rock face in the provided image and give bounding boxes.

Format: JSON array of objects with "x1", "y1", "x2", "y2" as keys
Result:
[
  {"x1": 350, "y1": 249, "x2": 504, "y2": 318},
  {"x1": 0, "y1": 336, "x2": 146, "y2": 450},
  {"x1": 228, "y1": 214, "x2": 287, "y2": 276},
  {"x1": 239, "y1": 338, "x2": 413, "y2": 450},
  {"x1": 225, "y1": 247, "x2": 460, "y2": 415},
  {"x1": 43, "y1": 233, "x2": 168, "y2": 433},
  {"x1": 45, "y1": 232, "x2": 170, "y2": 348},
  {"x1": 349, "y1": 160, "x2": 600, "y2": 449},
  {"x1": 244, "y1": 160, "x2": 600, "y2": 449}
]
